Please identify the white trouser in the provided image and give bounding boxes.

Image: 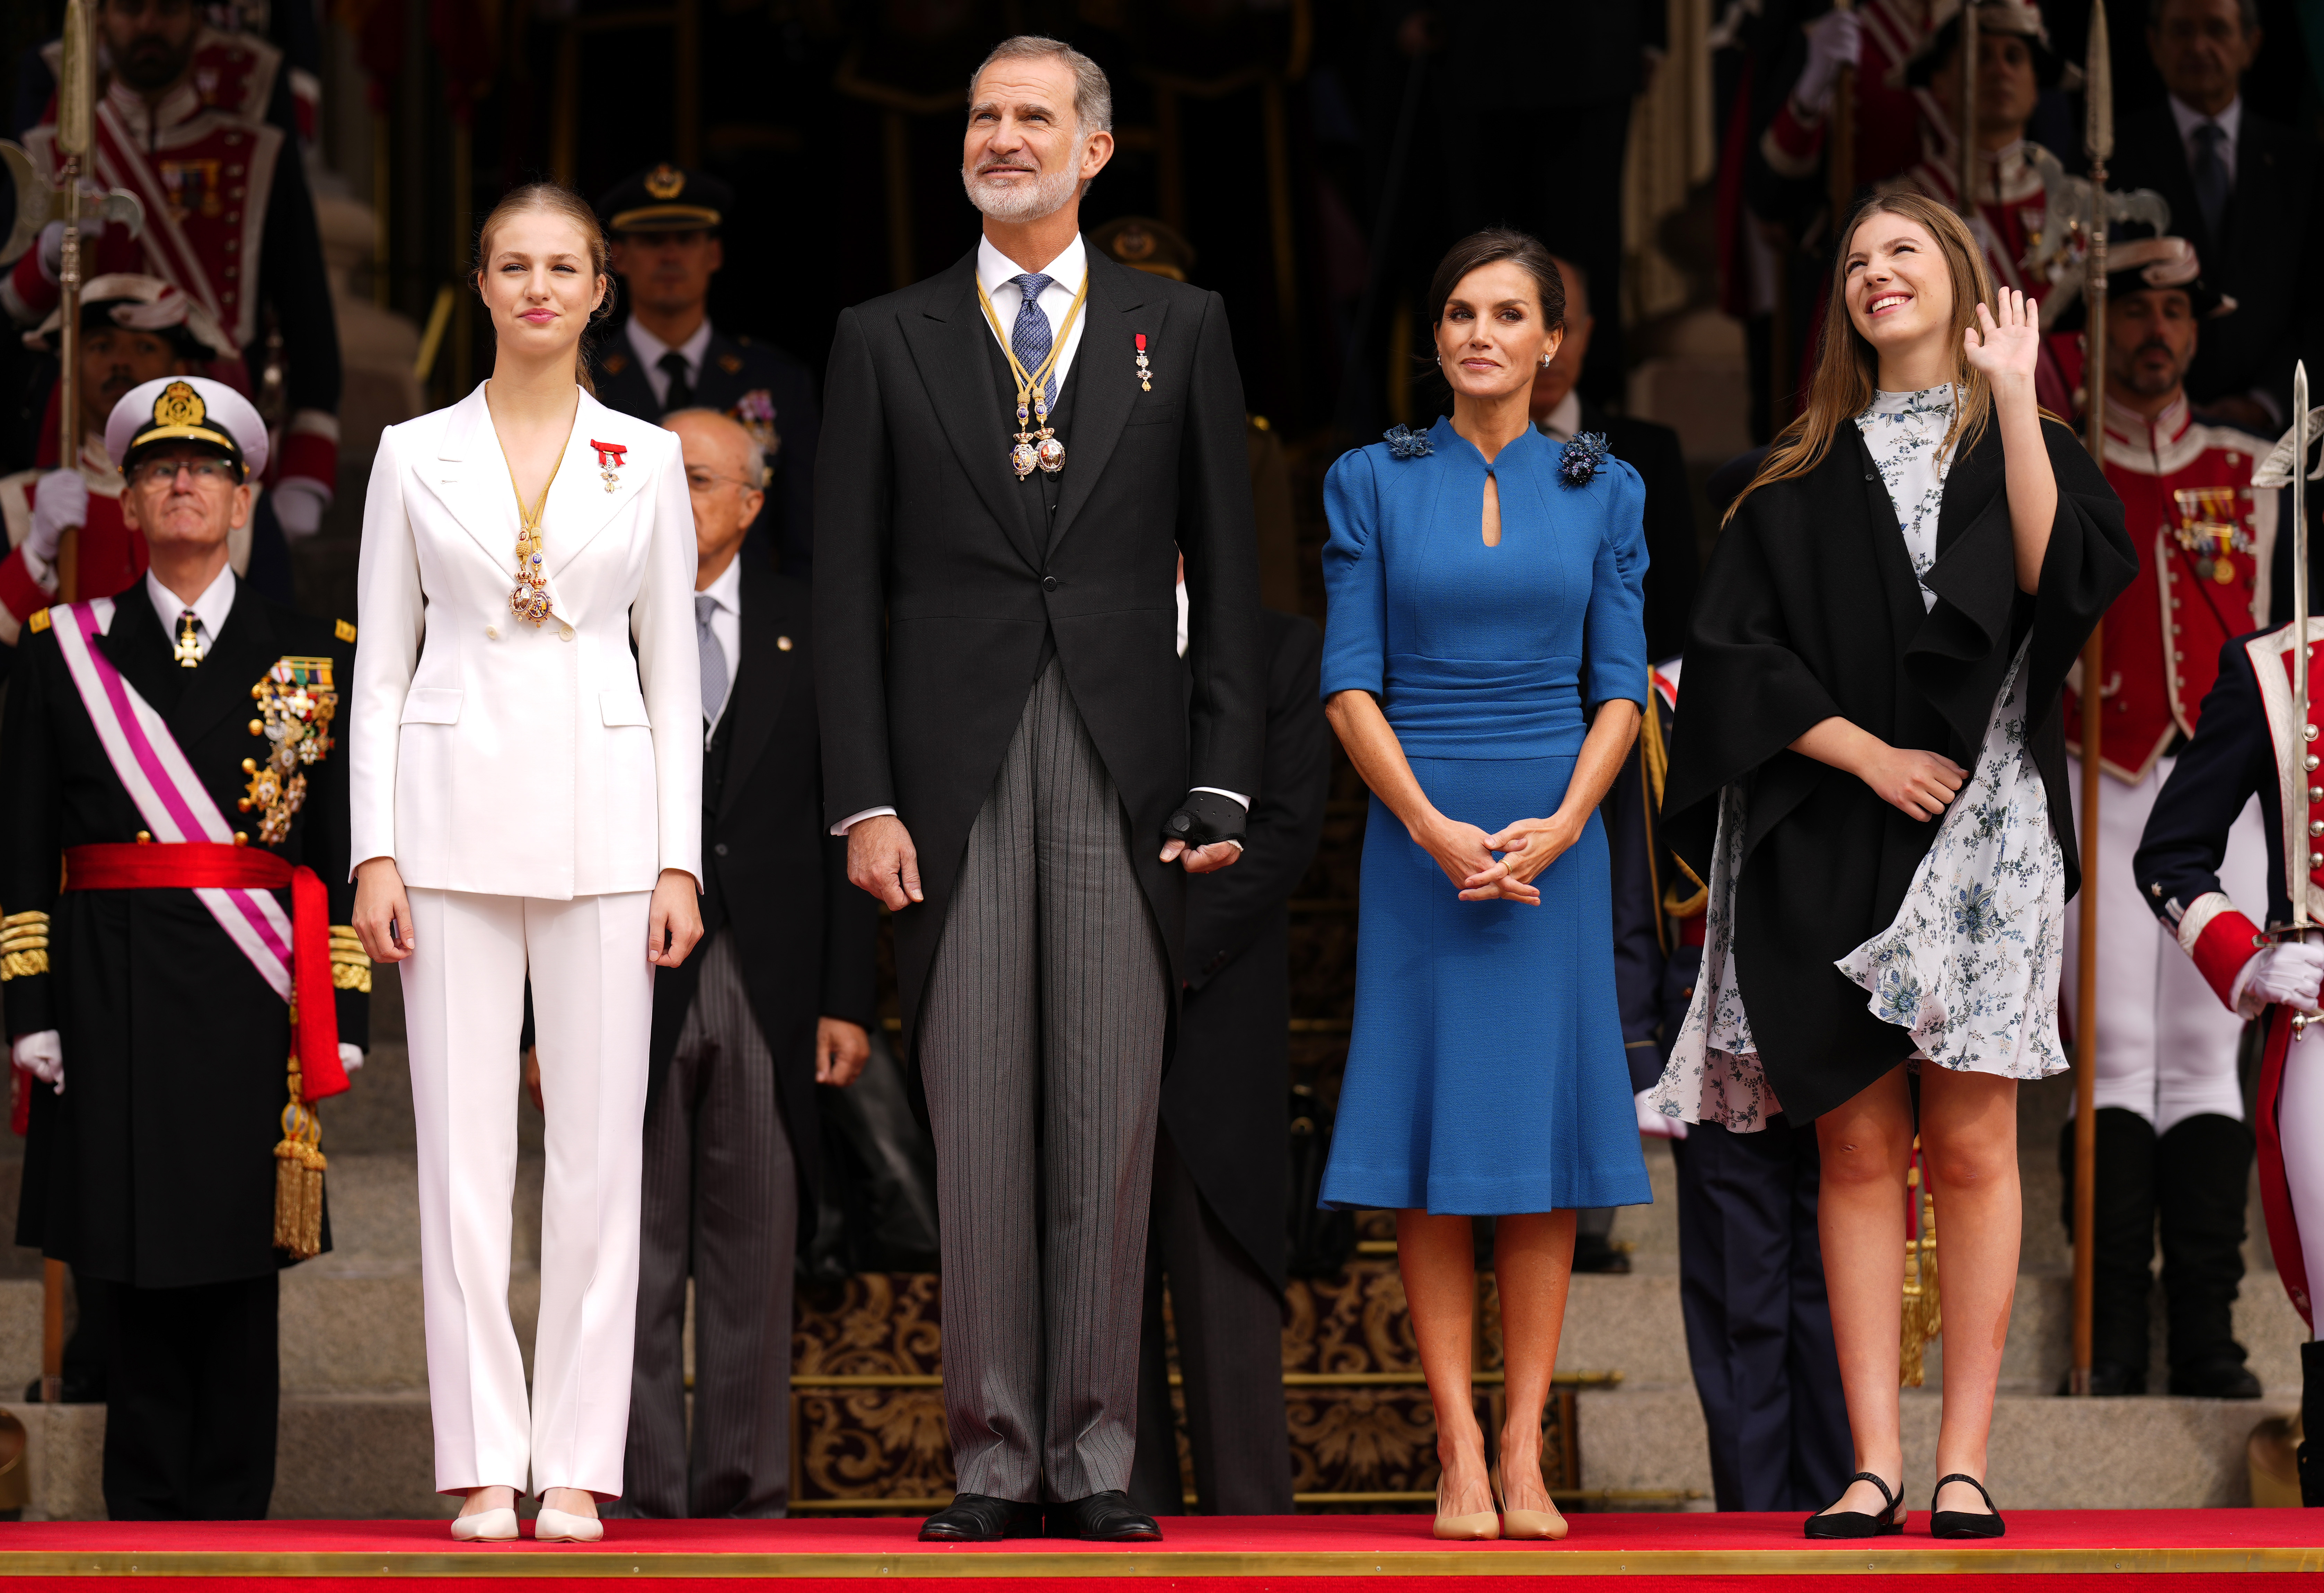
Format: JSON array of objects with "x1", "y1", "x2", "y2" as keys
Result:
[
  {"x1": 2062, "y1": 755, "x2": 2267, "y2": 1132},
  {"x1": 2281, "y1": 1041, "x2": 2324, "y2": 1341},
  {"x1": 400, "y1": 887, "x2": 654, "y2": 1496}
]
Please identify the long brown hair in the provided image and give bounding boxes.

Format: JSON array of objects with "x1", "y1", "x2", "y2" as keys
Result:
[
  {"x1": 472, "y1": 182, "x2": 616, "y2": 394},
  {"x1": 1725, "y1": 192, "x2": 1996, "y2": 525}
]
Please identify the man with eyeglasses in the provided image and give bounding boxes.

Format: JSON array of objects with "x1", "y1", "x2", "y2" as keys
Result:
[
  {"x1": 6, "y1": 0, "x2": 343, "y2": 562},
  {"x1": 0, "y1": 374, "x2": 366, "y2": 1520},
  {"x1": 604, "y1": 406, "x2": 876, "y2": 1517}
]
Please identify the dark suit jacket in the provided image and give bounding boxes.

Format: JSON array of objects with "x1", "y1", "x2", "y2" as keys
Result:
[
  {"x1": 814, "y1": 243, "x2": 1265, "y2": 1045},
  {"x1": 4, "y1": 581, "x2": 362, "y2": 1286},
  {"x1": 645, "y1": 556, "x2": 879, "y2": 1209},
  {"x1": 592, "y1": 322, "x2": 823, "y2": 577},
  {"x1": 2111, "y1": 104, "x2": 2317, "y2": 421},
  {"x1": 1579, "y1": 402, "x2": 1700, "y2": 662},
  {"x1": 1167, "y1": 609, "x2": 1328, "y2": 1292}
]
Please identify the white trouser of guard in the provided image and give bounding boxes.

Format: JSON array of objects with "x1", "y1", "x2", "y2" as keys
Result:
[
  {"x1": 2280, "y1": 1034, "x2": 2324, "y2": 1341},
  {"x1": 399, "y1": 886, "x2": 655, "y2": 1497},
  {"x1": 2062, "y1": 755, "x2": 2267, "y2": 1132}
]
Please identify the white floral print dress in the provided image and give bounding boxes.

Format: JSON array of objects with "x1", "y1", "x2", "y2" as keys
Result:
[{"x1": 1649, "y1": 386, "x2": 2069, "y2": 1131}]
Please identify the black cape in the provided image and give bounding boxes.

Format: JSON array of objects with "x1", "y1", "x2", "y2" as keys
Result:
[{"x1": 1663, "y1": 414, "x2": 2133, "y2": 1121}]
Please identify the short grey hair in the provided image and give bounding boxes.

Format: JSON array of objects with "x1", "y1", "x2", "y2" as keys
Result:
[
  {"x1": 969, "y1": 35, "x2": 1114, "y2": 135},
  {"x1": 662, "y1": 406, "x2": 767, "y2": 488},
  {"x1": 2148, "y1": 0, "x2": 2260, "y2": 32}
]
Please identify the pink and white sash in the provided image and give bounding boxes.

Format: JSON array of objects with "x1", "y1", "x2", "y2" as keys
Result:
[{"x1": 50, "y1": 599, "x2": 296, "y2": 1002}]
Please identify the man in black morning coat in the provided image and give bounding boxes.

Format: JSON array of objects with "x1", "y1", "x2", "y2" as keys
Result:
[
  {"x1": 815, "y1": 37, "x2": 1263, "y2": 1544},
  {"x1": 2109, "y1": 0, "x2": 2317, "y2": 433},
  {"x1": 1127, "y1": 588, "x2": 1329, "y2": 1518},
  {"x1": 591, "y1": 165, "x2": 822, "y2": 575},
  {"x1": 0, "y1": 377, "x2": 365, "y2": 1520}
]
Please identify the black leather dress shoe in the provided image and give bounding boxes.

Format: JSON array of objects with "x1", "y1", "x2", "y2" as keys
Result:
[
  {"x1": 2170, "y1": 1357, "x2": 2264, "y2": 1399},
  {"x1": 1047, "y1": 1491, "x2": 1163, "y2": 1541},
  {"x1": 2055, "y1": 1362, "x2": 2145, "y2": 1396},
  {"x1": 918, "y1": 1494, "x2": 1042, "y2": 1541}
]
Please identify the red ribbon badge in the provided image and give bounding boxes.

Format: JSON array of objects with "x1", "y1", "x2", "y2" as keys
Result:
[
  {"x1": 591, "y1": 441, "x2": 628, "y2": 469},
  {"x1": 1136, "y1": 334, "x2": 1146, "y2": 352}
]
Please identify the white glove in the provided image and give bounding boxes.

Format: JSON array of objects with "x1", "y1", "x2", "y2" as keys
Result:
[
  {"x1": 1794, "y1": 7, "x2": 1864, "y2": 115},
  {"x1": 339, "y1": 1042, "x2": 365, "y2": 1075},
  {"x1": 28, "y1": 468, "x2": 88, "y2": 564},
  {"x1": 270, "y1": 477, "x2": 331, "y2": 540},
  {"x1": 35, "y1": 221, "x2": 63, "y2": 283},
  {"x1": 11, "y1": 1031, "x2": 63, "y2": 1090},
  {"x1": 2234, "y1": 940, "x2": 2324, "y2": 1018}
]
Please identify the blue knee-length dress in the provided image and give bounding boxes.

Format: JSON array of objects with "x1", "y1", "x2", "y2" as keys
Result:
[{"x1": 1317, "y1": 415, "x2": 1654, "y2": 1215}]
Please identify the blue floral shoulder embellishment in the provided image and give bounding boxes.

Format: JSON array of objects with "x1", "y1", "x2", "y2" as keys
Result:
[
  {"x1": 1558, "y1": 431, "x2": 1610, "y2": 487},
  {"x1": 1382, "y1": 424, "x2": 1433, "y2": 459}
]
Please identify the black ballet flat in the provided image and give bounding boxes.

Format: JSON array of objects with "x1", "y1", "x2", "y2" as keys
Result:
[
  {"x1": 1803, "y1": 1471, "x2": 1905, "y2": 1538},
  {"x1": 1929, "y1": 1473, "x2": 2005, "y2": 1539}
]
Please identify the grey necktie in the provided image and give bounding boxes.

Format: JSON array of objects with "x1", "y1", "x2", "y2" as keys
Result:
[
  {"x1": 2191, "y1": 121, "x2": 2230, "y2": 241},
  {"x1": 695, "y1": 591, "x2": 727, "y2": 725},
  {"x1": 1011, "y1": 272, "x2": 1057, "y2": 406}
]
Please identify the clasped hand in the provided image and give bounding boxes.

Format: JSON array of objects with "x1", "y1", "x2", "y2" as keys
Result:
[{"x1": 1419, "y1": 811, "x2": 1584, "y2": 905}]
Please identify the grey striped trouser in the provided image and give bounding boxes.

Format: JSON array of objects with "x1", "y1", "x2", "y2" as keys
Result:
[
  {"x1": 621, "y1": 927, "x2": 797, "y2": 1517},
  {"x1": 918, "y1": 654, "x2": 1172, "y2": 1503}
]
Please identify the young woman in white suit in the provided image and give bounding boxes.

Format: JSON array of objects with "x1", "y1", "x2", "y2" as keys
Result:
[{"x1": 347, "y1": 184, "x2": 702, "y2": 1542}]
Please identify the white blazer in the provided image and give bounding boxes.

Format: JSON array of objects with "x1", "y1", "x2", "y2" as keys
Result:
[{"x1": 350, "y1": 383, "x2": 701, "y2": 899}]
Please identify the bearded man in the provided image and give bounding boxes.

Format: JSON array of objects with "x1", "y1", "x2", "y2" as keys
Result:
[{"x1": 815, "y1": 33, "x2": 1263, "y2": 1545}]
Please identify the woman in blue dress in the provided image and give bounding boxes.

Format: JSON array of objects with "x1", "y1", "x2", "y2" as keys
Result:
[{"x1": 1318, "y1": 230, "x2": 1652, "y2": 1542}]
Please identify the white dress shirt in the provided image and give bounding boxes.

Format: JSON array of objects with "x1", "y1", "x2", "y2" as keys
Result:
[
  {"x1": 975, "y1": 232, "x2": 1089, "y2": 396},
  {"x1": 2169, "y1": 94, "x2": 2243, "y2": 190},
  {"x1": 698, "y1": 553, "x2": 742, "y2": 742},
  {"x1": 627, "y1": 316, "x2": 717, "y2": 411},
  {"x1": 147, "y1": 563, "x2": 237, "y2": 662}
]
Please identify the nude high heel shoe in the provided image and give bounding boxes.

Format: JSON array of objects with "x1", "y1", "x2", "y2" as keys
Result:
[
  {"x1": 1433, "y1": 1474, "x2": 1500, "y2": 1541},
  {"x1": 449, "y1": 1508, "x2": 519, "y2": 1542},
  {"x1": 1492, "y1": 1463, "x2": 1568, "y2": 1541}
]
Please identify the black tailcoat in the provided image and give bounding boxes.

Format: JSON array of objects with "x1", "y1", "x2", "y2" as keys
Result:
[
  {"x1": 2, "y1": 581, "x2": 364, "y2": 1286},
  {"x1": 1166, "y1": 609, "x2": 1328, "y2": 1293},
  {"x1": 592, "y1": 322, "x2": 823, "y2": 576},
  {"x1": 1578, "y1": 402, "x2": 1702, "y2": 662},
  {"x1": 2135, "y1": 627, "x2": 2298, "y2": 932},
  {"x1": 814, "y1": 244, "x2": 1265, "y2": 1046},
  {"x1": 1663, "y1": 417, "x2": 2133, "y2": 1121},
  {"x1": 644, "y1": 557, "x2": 880, "y2": 1209},
  {"x1": 2111, "y1": 106, "x2": 2318, "y2": 422}
]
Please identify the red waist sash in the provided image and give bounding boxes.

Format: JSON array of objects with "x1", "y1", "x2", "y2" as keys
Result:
[{"x1": 61, "y1": 844, "x2": 348, "y2": 1100}]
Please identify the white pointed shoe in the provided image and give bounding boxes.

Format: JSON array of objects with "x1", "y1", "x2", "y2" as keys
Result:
[
  {"x1": 534, "y1": 1507, "x2": 604, "y2": 1543},
  {"x1": 450, "y1": 1508, "x2": 519, "y2": 1542}
]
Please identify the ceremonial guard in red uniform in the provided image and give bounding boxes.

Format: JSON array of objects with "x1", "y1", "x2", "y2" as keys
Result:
[
  {"x1": 3, "y1": 3, "x2": 342, "y2": 545},
  {"x1": 0, "y1": 376, "x2": 365, "y2": 1519},
  {"x1": 1759, "y1": 0, "x2": 1936, "y2": 199},
  {"x1": 2136, "y1": 387, "x2": 2324, "y2": 1500},
  {"x1": 2057, "y1": 229, "x2": 2276, "y2": 1398},
  {"x1": 0, "y1": 275, "x2": 237, "y2": 666}
]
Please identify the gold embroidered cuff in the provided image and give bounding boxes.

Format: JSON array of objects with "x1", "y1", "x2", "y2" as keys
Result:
[
  {"x1": 329, "y1": 927, "x2": 372, "y2": 994},
  {"x1": 1, "y1": 910, "x2": 50, "y2": 979}
]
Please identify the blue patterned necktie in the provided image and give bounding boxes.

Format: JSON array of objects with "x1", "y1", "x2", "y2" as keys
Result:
[
  {"x1": 1011, "y1": 273, "x2": 1056, "y2": 408},
  {"x1": 695, "y1": 591, "x2": 728, "y2": 726},
  {"x1": 2190, "y1": 121, "x2": 2230, "y2": 242}
]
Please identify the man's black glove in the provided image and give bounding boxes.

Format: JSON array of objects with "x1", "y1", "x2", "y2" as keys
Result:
[{"x1": 1163, "y1": 790, "x2": 1247, "y2": 850}]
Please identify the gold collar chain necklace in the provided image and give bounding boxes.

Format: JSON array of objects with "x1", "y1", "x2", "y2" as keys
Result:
[
  {"x1": 973, "y1": 270, "x2": 1091, "y2": 478},
  {"x1": 508, "y1": 459, "x2": 556, "y2": 625}
]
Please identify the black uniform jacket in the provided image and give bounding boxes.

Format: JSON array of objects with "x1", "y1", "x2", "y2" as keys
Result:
[
  {"x1": 814, "y1": 244, "x2": 1265, "y2": 1048},
  {"x1": 2135, "y1": 627, "x2": 2300, "y2": 934},
  {"x1": 645, "y1": 557, "x2": 879, "y2": 1209},
  {"x1": 1167, "y1": 609, "x2": 1328, "y2": 1293},
  {"x1": 2, "y1": 581, "x2": 363, "y2": 1287},
  {"x1": 2113, "y1": 106, "x2": 2318, "y2": 423},
  {"x1": 592, "y1": 324, "x2": 822, "y2": 578},
  {"x1": 1663, "y1": 417, "x2": 2132, "y2": 1121},
  {"x1": 1579, "y1": 402, "x2": 1701, "y2": 662}
]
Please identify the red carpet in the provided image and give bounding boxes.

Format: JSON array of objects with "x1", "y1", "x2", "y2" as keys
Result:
[{"x1": 0, "y1": 1511, "x2": 2316, "y2": 1587}]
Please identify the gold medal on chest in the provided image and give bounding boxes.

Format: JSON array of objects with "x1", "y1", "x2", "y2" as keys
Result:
[{"x1": 979, "y1": 273, "x2": 1089, "y2": 481}]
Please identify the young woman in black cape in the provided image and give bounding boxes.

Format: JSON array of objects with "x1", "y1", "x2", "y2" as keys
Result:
[{"x1": 1647, "y1": 192, "x2": 2134, "y2": 1538}]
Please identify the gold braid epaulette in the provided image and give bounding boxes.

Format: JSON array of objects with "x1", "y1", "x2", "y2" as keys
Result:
[
  {"x1": 0, "y1": 909, "x2": 50, "y2": 980},
  {"x1": 328, "y1": 925, "x2": 371, "y2": 994}
]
